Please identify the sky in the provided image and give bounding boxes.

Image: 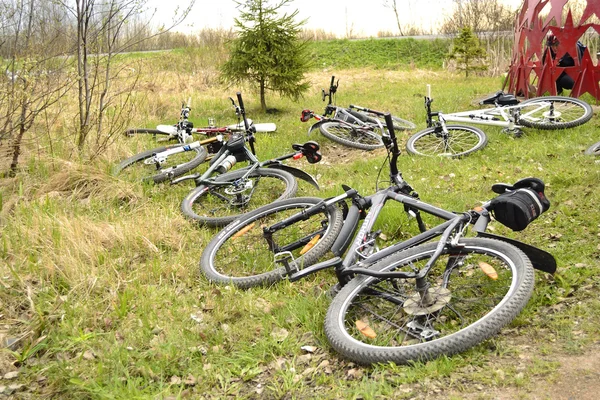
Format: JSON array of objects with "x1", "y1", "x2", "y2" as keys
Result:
[{"x1": 146, "y1": 0, "x2": 525, "y2": 38}]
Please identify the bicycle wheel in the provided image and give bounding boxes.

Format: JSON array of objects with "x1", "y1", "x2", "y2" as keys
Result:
[
  {"x1": 585, "y1": 140, "x2": 600, "y2": 155},
  {"x1": 406, "y1": 124, "x2": 488, "y2": 158},
  {"x1": 518, "y1": 96, "x2": 593, "y2": 129},
  {"x1": 181, "y1": 167, "x2": 298, "y2": 227},
  {"x1": 115, "y1": 144, "x2": 208, "y2": 183},
  {"x1": 325, "y1": 238, "x2": 534, "y2": 365},
  {"x1": 365, "y1": 113, "x2": 417, "y2": 131},
  {"x1": 200, "y1": 197, "x2": 344, "y2": 288},
  {"x1": 319, "y1": 121, "x2": 384, "y2": 150}
]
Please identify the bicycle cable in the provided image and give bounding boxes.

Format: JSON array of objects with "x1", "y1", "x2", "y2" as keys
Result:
[{"x1": 375, "y1": 148, "x2": 392, "y2": 191}]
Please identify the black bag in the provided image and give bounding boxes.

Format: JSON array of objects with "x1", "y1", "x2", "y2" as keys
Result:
[{"x1": 489, "y1": 178, "x2": 550, "y2": 231}]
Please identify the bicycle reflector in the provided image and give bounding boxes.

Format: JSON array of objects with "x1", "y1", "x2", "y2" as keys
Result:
[{"x1": 301, "y1": 109, "x2": 315, "y2": 122}]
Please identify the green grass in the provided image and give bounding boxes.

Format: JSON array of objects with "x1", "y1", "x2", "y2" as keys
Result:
[{"x1": 1, "y1": 66, "x2": 600, "y2": 399}]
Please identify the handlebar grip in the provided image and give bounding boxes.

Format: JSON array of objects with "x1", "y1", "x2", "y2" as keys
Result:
[
  {"x1": 384, "y1": 113, "x2": 396, "y2": 138},
  {"x1": 236, "y1": 92, "x2": 245, "y2": 112},
  {"x1": 330, "y1": 75, "x2": 335, "y2": 88}
]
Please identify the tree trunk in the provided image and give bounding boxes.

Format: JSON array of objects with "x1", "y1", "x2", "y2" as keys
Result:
[
  {"x1": 9, "y1": 102, "x2": 28, "y2": 176},
  {"x1": 260, "y1": 79, "x2": 267, "y2": 112}
]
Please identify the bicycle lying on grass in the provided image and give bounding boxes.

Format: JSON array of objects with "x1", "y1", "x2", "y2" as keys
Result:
[
  {"x1": 116, "y1": 98, "x2": 277, "y2": 183},
  {"x1": 302, "y1": 76, "x2": 416, "y2": 150},
  {"x1": 166, "y1": 92, "x2": 322, "y2": 227},
  {"x1": 407, "y1": 85, "x2": 593, "y2": 157},
  {"x1": 124, "y1": 98, "x2": 276, "y2": 140},
  {"x1": 200, "y1": 111, "x2": 556, "y2": 365}
]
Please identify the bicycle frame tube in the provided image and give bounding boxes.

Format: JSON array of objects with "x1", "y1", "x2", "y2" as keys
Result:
[
  {"x1": 440, "y1": 103, "x2": 537, "y2": 129},
  {"x1": 194, "y1": 146, "x2": 261, "y2": 187},
  {"x1": 336, "y1": 187, "x2": 459, "y2": 271},
  {"x1": 284, "y1": 184, "x2": 463, "y2": 282}
]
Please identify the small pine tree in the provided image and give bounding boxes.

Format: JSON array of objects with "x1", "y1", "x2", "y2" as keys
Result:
[
  {"x1": 448, "y1": 27, "x2": 488, "y2": 78},
  {"x1": 221, "y1": 0, "x2": 310, "y2": 112}
]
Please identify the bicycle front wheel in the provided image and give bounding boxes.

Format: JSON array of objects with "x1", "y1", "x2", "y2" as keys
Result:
[
  {"x1": 518, "y1": 96, "x2": 593, "y2": 129},
  {"x1": 115, "y1": 144, "x2": 208, "y2": 183},
  {"x1": 319, "y1": 121, "x2": 384, "y2": 150},
  {"x1": 200, "y1": 197, "x2": 344, "y2": 288},
  {"x1": 406, "y1": 124, "x2": 488, "y2": 158},
  {"x1": 325, "y1": 238, "x2": 534, "y2": 365},
  {"x1": 585, "y1": 140, "x2": 600, "y2": 155},
  {"x1": 181, "y1": 167, "x2": 298, "y2": 227}
]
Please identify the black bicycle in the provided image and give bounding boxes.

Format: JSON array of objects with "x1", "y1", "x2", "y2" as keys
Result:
[
  {"x1": 200, "y1": 112, "x2": 556, "y2": 365},
  {"x1": 172, "y1": 92, "x2": 322, "y2": 227},
  {"x1": 301, "y1": 76, "x2": 416, "y2": 150}
]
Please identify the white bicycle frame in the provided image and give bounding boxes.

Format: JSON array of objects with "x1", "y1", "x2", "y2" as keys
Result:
[{"x1": 427, "y1": 84, "x2": 555, "y2": 131}]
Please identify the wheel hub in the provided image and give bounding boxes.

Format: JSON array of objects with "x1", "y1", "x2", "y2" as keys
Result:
[
  {"x1": 542, "y1": 110, "x2": 561, "y2": 121},
  {"x1": 403, "y1": 286, "x2": 451, "y2": 316},
  {"x1": 224, "y1": 179, "x2": 252, "y2": 195}
]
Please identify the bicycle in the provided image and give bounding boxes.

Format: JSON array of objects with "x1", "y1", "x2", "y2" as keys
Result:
[
  {"x1": 200, "y1": 111, "x2": 556, "y2": 365},
  {"x1": 407, "y1": 85, "x2": 593, "y2": 157},
  {"x1": 167, "y1": 92, "x2": 322, "y2": 227},
  {"x1": 585, "y1": 140, "x2": 600, "y2": 155},
  {"x1": 116, "y1": 98, "x2": 277, "y2": 183},
  {"x1": 301, "y1": 75, "x2": 416, "y2": 150},
  {"x1": 124, "y1": 97, "x2": 276, "y2": 140}
]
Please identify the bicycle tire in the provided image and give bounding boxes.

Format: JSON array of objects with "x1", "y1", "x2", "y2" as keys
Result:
[
  {"x1": 319, "y1": 121, "x2": 384, "y2": 150},
  {"x1": 518, "y1": 96, "x2": 593, "y2": 130},
  {"x1": 115, "y1": 144, "x2": 208, "y2": 183},
  {"x1": 365, "y1": 113, "x2": 417, "y2": 131},
  {"x1": 124, "y1": 127, "x2": 173, "y2": 137},
  {"x1": 585, "y1": 140, "x2": 600, "y2": 155},
  {"x1": 181, "y1": 167, "x2": 298, "y2": 227},
  {"x1": 325, "y1": 238, "x2": 534, "y2": 365},
  {"x1": 200, "y1": 197, "x2": 344, "y2": 288},
  {"x1": 406, "y1": 124, "x2": 488, "y2": 158}
]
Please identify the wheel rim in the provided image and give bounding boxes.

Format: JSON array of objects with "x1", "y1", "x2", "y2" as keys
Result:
[
  {"x1": 521, "y1": 100, "x2": 586, "y2": 125},
  {"x1": 210, "y1": 202, "x2": 335, "y2": 278},
  {"x1": 120, "y1": 148, "x2": 200, "y2": 182},
  {"x1": 337, "y1": 246, "x2": 519, "y2": 350},
  {"x1": 412, "y1": 128, "x2": 482, "y2": 157}
]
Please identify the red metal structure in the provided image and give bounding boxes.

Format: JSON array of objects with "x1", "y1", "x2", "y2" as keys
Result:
[{"x1": 507, "y1": 0, "x2": 600, "y2": 100}]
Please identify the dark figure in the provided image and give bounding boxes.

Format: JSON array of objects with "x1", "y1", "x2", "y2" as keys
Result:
[{"x1": 543, "y1": 35, "x2": 575, "y2": 95}]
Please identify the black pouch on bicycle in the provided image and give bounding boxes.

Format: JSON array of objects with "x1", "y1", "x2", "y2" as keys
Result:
[
  {"x1": 225, "y1": 133, "x2": 246, "y2": 152},
  {"x1": 490, "y1": 187, "x2": 550, "y2": 231}
]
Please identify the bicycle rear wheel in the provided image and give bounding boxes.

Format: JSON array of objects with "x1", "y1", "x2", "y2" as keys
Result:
[
  {"x1": 200, "y1": 197, "x2": 343, "y2": 288},
  {"x1": 518, "y1": 96, "x2": 593, "y2": 129},
  {"x1": 364, "y1": 113, "x2": 416, "y2": 131},
  {"x1": 115, "y1": 144, "x2": 208, "y2": 183},
  {"x1": 319, "y1": 121, "x2": 384, "y2": 150},
  {"x1": 406, "y1": 124, "x2": 487, "y2": 158},
  {"x1": 325, "y1": 238, "x2": 534, "y2": 365},
  {"x1": 585, "y1": 140, "x2": 600, "y2": 155},
  {"x1": 181, "y1": 167, "x2": 298, "y2": 227}
]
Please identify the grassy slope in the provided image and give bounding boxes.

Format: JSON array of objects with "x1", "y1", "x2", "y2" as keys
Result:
[{"x1": 1, "y1": 45, "x2": 600, "y2": 399}]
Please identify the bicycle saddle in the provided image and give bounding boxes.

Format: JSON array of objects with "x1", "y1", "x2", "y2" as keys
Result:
[
  {"x1": 480, "y1": 91, "x2": 519, "y2": 106},
  {"x1": 292, "y1": 141, "x2": 322, "y2": 164},
  {"x1": 491, "y1": 177, "x2": 546, "y2": 194}
]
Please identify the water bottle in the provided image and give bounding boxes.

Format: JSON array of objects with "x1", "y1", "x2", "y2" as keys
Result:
[
  {"x1": 216, "y1": 155, "x2": 237, "y2": 173},
  {"x1": 208, "y1": 117, "x2": 216, "y2": 127}
]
